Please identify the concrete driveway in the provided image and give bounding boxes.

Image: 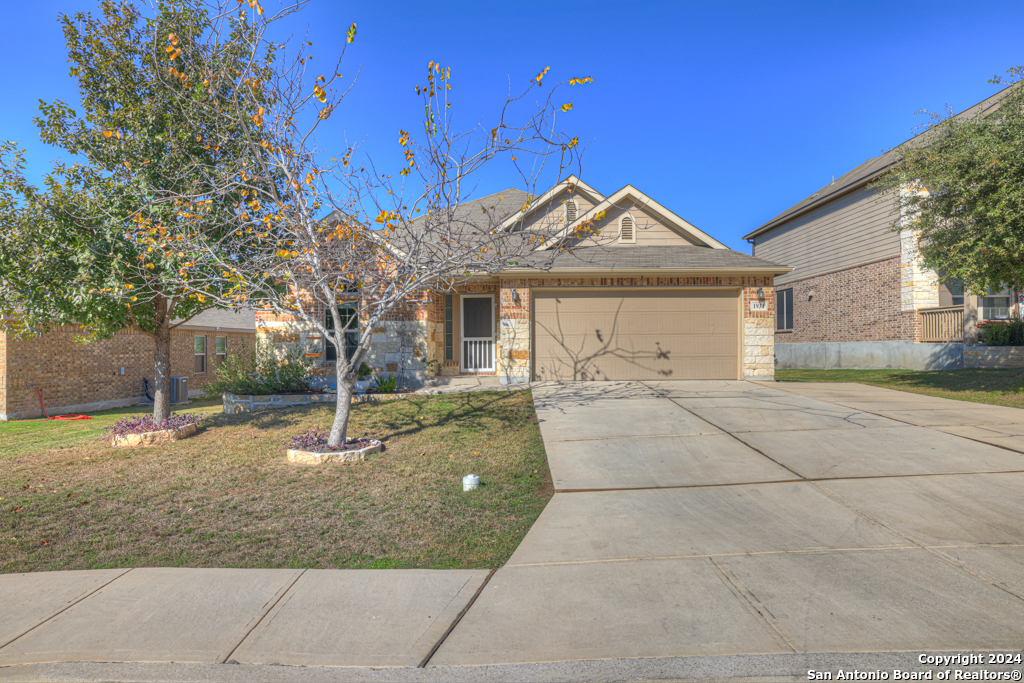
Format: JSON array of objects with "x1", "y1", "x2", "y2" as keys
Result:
[{"x1": 432, "y1": 380, "x2": 1024, "y2": 665}]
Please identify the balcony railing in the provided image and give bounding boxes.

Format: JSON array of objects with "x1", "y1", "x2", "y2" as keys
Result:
[{"x1": 920, "y1": 305, "x2": 964, "y2": 342}]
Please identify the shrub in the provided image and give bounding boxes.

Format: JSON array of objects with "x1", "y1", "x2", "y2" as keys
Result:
[
  {"x1": 286, "y1": 426, "x2": 376, "y2": 452},
  {"x1": 103, "y1": 413, "x2": 201, "y2": 444},
  {"x1": 373, "y1": 375, "x2": 398, "y2": 393},
  {"x1": 980, "y1": 316, "x2": 1024, "y2": 346},
  {"x1": 203, "y1": 339, "x2": 316, "y2": 397},
  {"x1": 356, "y1": 362, "x2": 373, "y2": 380}
]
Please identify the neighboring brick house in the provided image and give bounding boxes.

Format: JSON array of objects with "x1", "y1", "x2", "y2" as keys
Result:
[
  {"x1": 260, "y1": 176, "x2": 791, "y2": 386},
  {"x1": 744, "y1": 88, "x2": 1017, "y2": 370},
  {"x1": 0, "y1": 308, "x2": 256, "y2": 420}
]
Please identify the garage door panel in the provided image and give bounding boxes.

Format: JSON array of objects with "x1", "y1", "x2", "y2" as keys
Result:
[{"x1": 532, "y1": 291, "x2": 739, "y2": 381}]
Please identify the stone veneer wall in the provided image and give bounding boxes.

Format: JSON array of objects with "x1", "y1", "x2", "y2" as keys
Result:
[
  {"x1": 256, "y1": 291, "x2": 438, "y2": 390},
  {"x1": 964, "y1": 345, "x2": 1024, "y2": 369},
  {"x1": 0, "y1": 326, "x2": 253, "y2": 420},
  {"x1": 774, "y1": 257, "x2": 922, "y2": 344},
  {"x1": 900, "y1": 229, "x2": 940, "y2": 313},
  {"x1": 496, "y1": 276, "x2": 776, "y2": 383}
]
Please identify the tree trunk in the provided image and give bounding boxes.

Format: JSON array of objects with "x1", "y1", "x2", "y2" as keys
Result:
[
  {"x1": 152, "y1": 300, "x2": 172, "y2": 424},
  {"x1": 327, "y1": 363, "x2": 353, "y2": 448}
]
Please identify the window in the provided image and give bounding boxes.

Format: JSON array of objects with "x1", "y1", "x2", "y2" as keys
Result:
[
  {"x1": 982, "y1": 286, "x2": 1011, "y2": 320},
  {"x1": 776, "y1": 289, "x2": 793, "y2": 331},
  {"x1": 565, "y1": 199, "x2": 577, "y2": 224},
  {"x1": 444, "y1": 295, "x2": 454, "y2": 361},
  {"x1": 215, "y1": 336, "x2": 227, "y2": 364},
  {"x1": 325, "y1": 304, "x2": 358, "y2": 362},
  {"x1": 194, "y1": 336, "x2": 207, "y2": 374},
  {"x1": 619, "y1": 214, "x2": 635, "y2": 243},
  {"x1": 945, "y1": 279, "x2": 964, "y2": 307}
]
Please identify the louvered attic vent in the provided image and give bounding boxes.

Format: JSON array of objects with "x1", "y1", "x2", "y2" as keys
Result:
[
  {"x1": 566, "y1": 200, "x2": 577, "y2": 223},
  {"x1": 619, "y1": 215, "x2": 635, "y2": 243}
]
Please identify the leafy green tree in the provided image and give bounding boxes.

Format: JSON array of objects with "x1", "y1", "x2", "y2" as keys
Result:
[
  {"x1": 0, "y1": 0, "x2": 278, "y2": 421},
  {"x1": 875, "y1": 70, "x2": 1024, "y2": 296}
]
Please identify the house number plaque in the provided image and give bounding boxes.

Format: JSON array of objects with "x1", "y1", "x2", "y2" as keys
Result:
[{"x1": 750, "y1": 301, "x2": 767, "y2": 312}]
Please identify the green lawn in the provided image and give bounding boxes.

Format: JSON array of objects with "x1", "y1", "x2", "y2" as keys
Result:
[
  {"x1": 776, "y1": 368, "x2": 1024, "y2": 409},
  {"x1": 0, "y1": 391, "x2": 551, "y2": 573}
]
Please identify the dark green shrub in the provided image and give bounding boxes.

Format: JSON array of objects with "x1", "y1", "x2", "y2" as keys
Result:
[
  {"x1": 980, "y1": 315, "x2": 1024, "y2": 346},
  {"x1": 203, "y1": 339, "x2": 316, "y2": 397}
]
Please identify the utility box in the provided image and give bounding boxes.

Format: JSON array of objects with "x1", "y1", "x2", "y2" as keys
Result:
[{"x1": 169, "y1": 376, "x2": 189, "y2": 404}]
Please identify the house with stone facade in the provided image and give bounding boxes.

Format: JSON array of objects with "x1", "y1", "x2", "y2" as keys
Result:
[
  {"x1": 258, "y1": 176, "x2": 792, "y2": 386},
  {"x1": 744, "y1": 87, "x2": 1019, "y2": 371},
  {"x1": 0, "y1": 308, "x2": 256, "y2": 420}
]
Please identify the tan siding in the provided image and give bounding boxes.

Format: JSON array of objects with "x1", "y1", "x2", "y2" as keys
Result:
[
  {"x1": 593, "y1": 204, "x2": 703, "y2": 247},
  {"x1": 753, "y1": 186, "x2": 898, "y2": 285},
  {"x1": 518, "y1": 188, "x2": 596, "y2": 233}
]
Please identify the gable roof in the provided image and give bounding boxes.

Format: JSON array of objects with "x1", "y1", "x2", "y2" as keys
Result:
[
  {"x1": 541, "y1": 184, "x2": 728, "y2": 250},
  {"x1": 743, "y1": 84, "x2": 1015, "y2": 241},
  {"x1": 321, "y1": 178, "x2": 780, "y2": 274},
  {"x1": 497, "y1": 175, "x2": 606, "y2": 231}
]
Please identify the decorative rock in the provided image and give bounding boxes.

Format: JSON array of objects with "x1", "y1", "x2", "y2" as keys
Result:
[
  {"x1": 287, "y1": 439, "x2": 384, "y2": 465},
  {"x1": 111, "y1": 423, "x2": 198, "y2": 448}
]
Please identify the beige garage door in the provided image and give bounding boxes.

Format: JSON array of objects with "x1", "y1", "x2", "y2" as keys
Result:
[{"x1": 532, "y1": 290, "x2": 739, "y2": 381}]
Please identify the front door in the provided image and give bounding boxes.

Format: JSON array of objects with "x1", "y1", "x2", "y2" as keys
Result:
[{"x1": 461, "y1": 295, "x2": 495, "y2": 372}]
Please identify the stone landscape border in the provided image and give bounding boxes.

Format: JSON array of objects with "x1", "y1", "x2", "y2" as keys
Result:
[
  {"x1": 223, "y1": 391, "x2": 408, "y2": 414},
  {"x1": 286, "y1": 439, "x2": 384, "y2": 465},
  {"x1": 111, "y1": 423, "x2": 198, "y2": 448}
]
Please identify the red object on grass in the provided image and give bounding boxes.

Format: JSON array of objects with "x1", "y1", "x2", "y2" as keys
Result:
[{"x1": 31, "y1": 386, "x2": 92, "y2": 421}]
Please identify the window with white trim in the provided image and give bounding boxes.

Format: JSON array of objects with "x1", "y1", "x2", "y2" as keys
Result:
[
  {"x1": 618, "y1": 214, "x2": 635, "y2": 243},
  {"x1": 325, "y1": 304, "x2": 359, "y2": 362},
  {"x1": 215, "y1": 336, "x2": 227, "y2": 364},
  {"x1": 982, "y1": 287, "x2": 1012, "y2": 320},
  {"x1": 194, "y1": 336, "x2": 207, "y2": 374}
]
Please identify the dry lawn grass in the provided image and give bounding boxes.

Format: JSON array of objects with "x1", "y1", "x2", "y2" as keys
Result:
[
  {"x1": 0, "y1": 390, "x2": 551, "y2": 573},
  {"x1": 776, "y1": 368, "x2": 1024, "y2": 409}
]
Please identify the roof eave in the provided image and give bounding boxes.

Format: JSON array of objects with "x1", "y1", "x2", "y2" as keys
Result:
[{"x1": 496, "y1": 266, "x2": 794, "y2": 277}]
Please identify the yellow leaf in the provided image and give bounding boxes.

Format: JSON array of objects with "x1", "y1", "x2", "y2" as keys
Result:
[
  {"x1": 561, "y1": 103, "x2": 573, "y2": 112},
  {"x1": 102, "y1": 131, "x2": 113, "y2": 137}
]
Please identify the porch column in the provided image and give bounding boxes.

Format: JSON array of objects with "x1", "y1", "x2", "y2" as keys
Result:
[{"x1": 964, "y1": 293, "x2": 980, "y2": 344}]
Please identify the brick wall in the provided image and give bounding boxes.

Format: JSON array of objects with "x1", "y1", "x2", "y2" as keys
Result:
[
  {"x1": 0, "y1": 326, "x2": 253, "y2": 419},
  {"x1": 258, "y1": 275, "x2": 779, "y2": 385},
  {"x1": 774, "y1": 256, "x2": 921, "y2": 344}
]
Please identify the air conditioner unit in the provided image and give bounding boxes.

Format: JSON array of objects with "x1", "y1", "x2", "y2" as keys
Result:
[{"x1": 169, "y1": 376, "x2": 189, "y2": 404}]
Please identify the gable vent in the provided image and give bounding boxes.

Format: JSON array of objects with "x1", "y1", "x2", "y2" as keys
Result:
[
  {"x1": 565, "y1": 200, "x2": 577, "y2": 224},
  {"x1": 619, "y1": 215, "x2": 635, "y2": 243}
]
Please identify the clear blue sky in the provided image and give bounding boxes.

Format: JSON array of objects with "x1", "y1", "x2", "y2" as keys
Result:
[{"x1": 3, "y1": 0, "x2": 1022, "y2": 253}]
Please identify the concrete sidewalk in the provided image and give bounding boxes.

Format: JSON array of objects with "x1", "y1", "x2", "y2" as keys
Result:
[
  {"x1": 0, "y1": 569, "x2": 490, "y2": 669},
  {"x1": 3, "y1": 380, "x2": 1024, "y2": 681}
]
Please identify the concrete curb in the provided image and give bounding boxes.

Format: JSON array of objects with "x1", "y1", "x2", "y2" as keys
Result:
[{"x1": 1, "y1": 651, "x2": 1019, "y2": 683}]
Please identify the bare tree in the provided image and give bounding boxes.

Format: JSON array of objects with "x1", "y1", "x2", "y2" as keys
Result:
[{"x1": 161, "y1": 5, "x2": 600, "y2": 447}]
